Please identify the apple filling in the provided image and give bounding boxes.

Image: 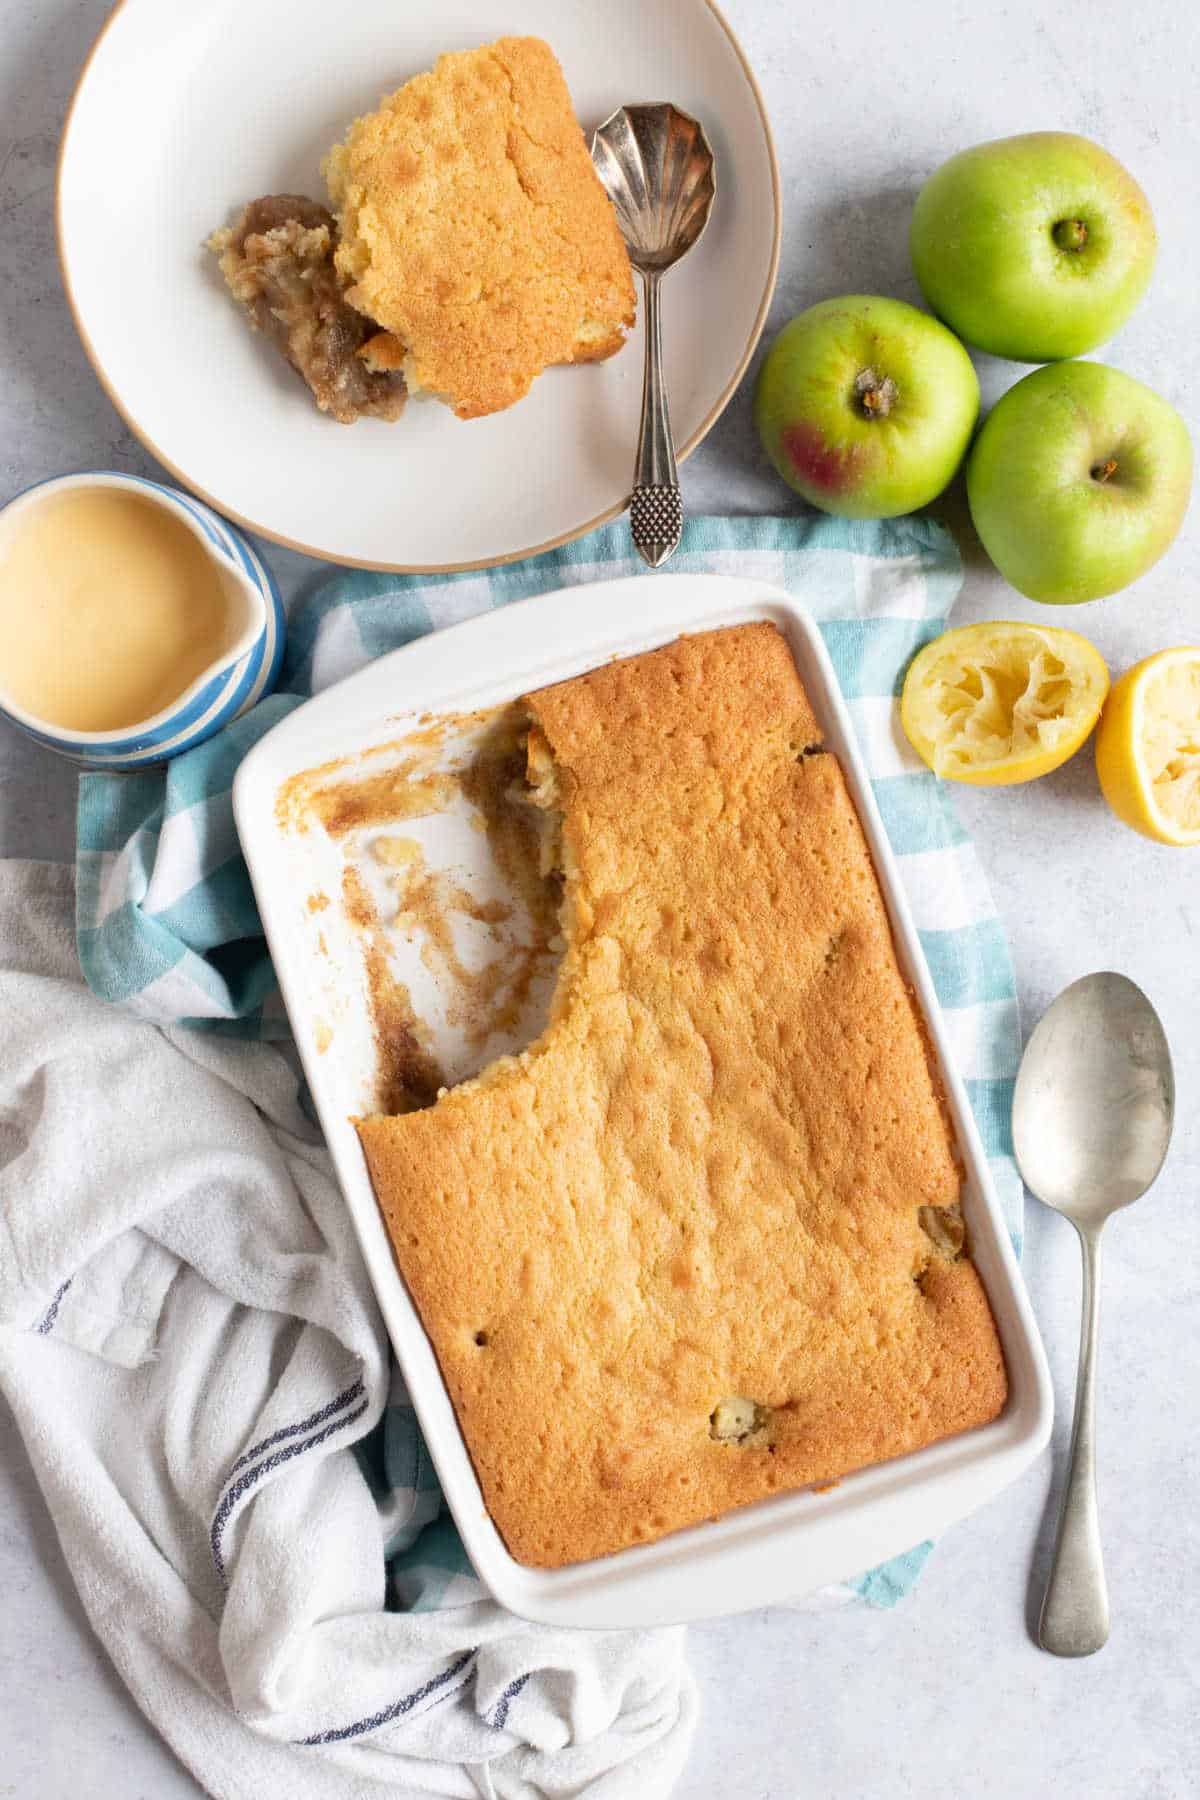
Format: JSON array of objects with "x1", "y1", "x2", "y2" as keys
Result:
[
  {"x1": 710, "y1": 1397, "x2": 770, "y2": 1445},
  {"x1": 208, "y1": 196, "x2": 407, "y2": 424}
]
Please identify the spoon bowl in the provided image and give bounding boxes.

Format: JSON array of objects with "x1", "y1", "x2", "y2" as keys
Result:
[
  {"x1": 591, "y1": 103, "x2": 716, "y2": 275},
  {"x1": 1014, "y1": 971, "x2": 1174, "y2": 1225},
  {"x1": 1013, "y1": 971, "x2": 1174, "y2": 1658}
]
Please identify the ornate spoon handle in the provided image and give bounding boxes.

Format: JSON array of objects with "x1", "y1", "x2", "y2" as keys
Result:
[{"x1": 630, "y1": 272, "x2": 682, "y2": 569}]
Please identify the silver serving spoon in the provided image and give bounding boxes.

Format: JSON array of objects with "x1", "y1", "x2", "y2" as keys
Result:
[
  {"x1": 1013, "y1": 972, "x2": 1174, "y2": 1657},
  {"x1": 592, "y1": 103, "x2": 716, "y2": 569}
]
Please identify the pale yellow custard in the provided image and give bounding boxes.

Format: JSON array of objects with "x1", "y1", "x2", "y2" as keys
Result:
[{"x1": 0, "y1": 488, "x2": 239, "y2": 733}]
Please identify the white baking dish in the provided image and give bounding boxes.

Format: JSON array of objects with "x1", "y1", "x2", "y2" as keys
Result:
[{"x1": 233, "y1": 573, "x2": 1053, "y2": 1627}]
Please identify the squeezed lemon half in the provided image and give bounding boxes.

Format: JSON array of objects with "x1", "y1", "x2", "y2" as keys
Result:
[
  {"x1": 901, "y1": 621, "x2": 1109, "y2": 785},
  {"x1": 1095, "y1": 647, "x2": 1200, "y2": 845}
]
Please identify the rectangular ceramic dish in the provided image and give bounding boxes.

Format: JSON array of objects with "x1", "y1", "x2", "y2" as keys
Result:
[{"x1": 233, "y1": 572, "x2": 1053, "y2": 1627}]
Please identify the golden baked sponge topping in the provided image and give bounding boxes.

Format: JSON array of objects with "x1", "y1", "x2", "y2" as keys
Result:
[
  {"x1": 357, "y1": 626, "x2": 1008, "y2": 1567},
  {"x1": 323, "y1": 37, "x2": 636, "y2": 419}
]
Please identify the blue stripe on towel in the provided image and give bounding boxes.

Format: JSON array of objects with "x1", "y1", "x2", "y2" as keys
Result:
[
  {"x1": 298, "y1": 1649, "x2": 477, "y2": 1746},
  {"x1": 870, "y1": 775, "x2": 969, "y2": 853},
  {"x1": 919, "y1": 923, "x2": 1017, "y2": 1009},
  {"x1": 820, "y1": 618, "x2": 943, "y2": 698}
]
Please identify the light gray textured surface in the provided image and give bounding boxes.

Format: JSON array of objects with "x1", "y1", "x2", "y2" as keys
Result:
[{"x1": 1, "y1": 1, "x2": 1197, "y2": 1796}]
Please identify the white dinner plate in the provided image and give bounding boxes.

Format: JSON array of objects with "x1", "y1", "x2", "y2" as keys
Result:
[{"x1": 57, "y1": 0, "x2": 780, "y2": 571}]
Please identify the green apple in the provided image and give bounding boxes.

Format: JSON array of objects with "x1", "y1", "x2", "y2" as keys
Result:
[
  {"x1": 911, "y1": 132, "x2": 1156, "y2": 362},
  {"x1": 753, "y1": 296, "x2": 979, "y2": 519},
  {"x1": 967, "y1": 361, "x2": 1192, "y2": 603}
]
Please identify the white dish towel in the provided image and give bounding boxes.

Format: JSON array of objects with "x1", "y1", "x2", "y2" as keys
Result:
[{"x1": 0, "y1": 860, "x2": 697, "y2": 1800}]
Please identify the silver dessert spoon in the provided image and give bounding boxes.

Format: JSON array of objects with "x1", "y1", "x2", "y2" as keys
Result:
[
  {"x1": 592, "y1": 103, "x2": 716, "y2": 569},
  {"x1": 1013, "y1": 972, "x2": 1174, "y2": 1657}
]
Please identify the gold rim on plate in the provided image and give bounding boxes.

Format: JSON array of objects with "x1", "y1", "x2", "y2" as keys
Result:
[{"x1": 56, "y1": 0, "x2": 781, "y2": 575}]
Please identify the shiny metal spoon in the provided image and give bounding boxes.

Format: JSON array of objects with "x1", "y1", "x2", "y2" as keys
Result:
[
  {"x1": 591, "y1": 103, "x2": 716, "y2": 569},
  {"x1": 1013, "y1": 972, "x2": 1174, "y2": 1657}
]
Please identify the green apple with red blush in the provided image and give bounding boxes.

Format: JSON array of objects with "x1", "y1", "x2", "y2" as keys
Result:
[{"x1": 753, "y1": 295, "x2": 979, "y2": 519}]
